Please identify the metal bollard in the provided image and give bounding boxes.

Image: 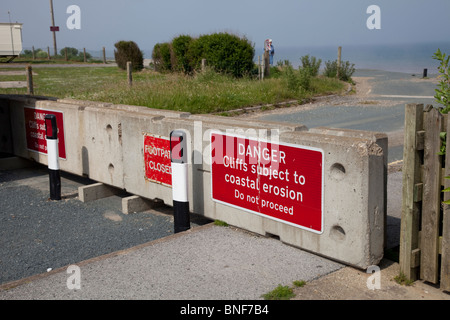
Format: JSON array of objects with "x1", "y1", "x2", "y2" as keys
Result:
[
  {"x1": 44, "y1": 114, "x2": 61, "y2": 200},
  {"x1": 170, "y1": 130, "x2": 190, "y2": 233}
]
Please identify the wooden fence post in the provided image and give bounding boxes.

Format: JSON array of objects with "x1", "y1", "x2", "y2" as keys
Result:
[
  {"x1": 337, "y1": 46, "x2": 342, "y2": 79},
  {"x1": 442, "y1": 114, "x2": 450, "y2": 291},
  {"x1": 103, "y1": 47, "x2": 106, "y2": 64},
  {"x1": 201, "y1": 59, "x2": 207, "y2": 73},
  {"x1": 400, "y1": 103, "x2": 423, "y2": 281},
  {"x1": 420, "y1": 106, "x2": 443, "y2": 283},
  {"x1": 26, "y1": 65, "x2": 34, "y2": 95},
  {"x1": 127, "y1": 61, "x2": 132, "y2": 87}
]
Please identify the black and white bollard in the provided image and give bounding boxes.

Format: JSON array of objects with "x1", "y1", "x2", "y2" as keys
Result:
[
  {"x1": 170, "y1": 130, "x2": 190, "y2": 233},
  {"x1": 45, "y1": 114, "x2": 61, "y2": 200}
]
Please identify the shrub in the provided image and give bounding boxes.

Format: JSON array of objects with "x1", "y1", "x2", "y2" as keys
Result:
[
  {"x1": 300, "y1": 55, "x2": 322, "y2": 77},
  {"x1": 283, "y1": 65, "x2": 311, "y2": 93},
  {"x1": 433, "y1": 48, "x2": 450, "y2": 113},
  {"x1": 60, "y1": 47, "x2": 79, "y2": 58},
  {"x1": 323, "y1": 59, "x2": 355, "y2": 82},
  {"x1": 153, "y1": 32, "x2": 255, "y2": 77},
  {"x1": 192, "y1": 33, "x2": 254, "y2": 77},
  {"x1": 152, "y1": 42, "x2": 172, "y2": 72},
  {"x1": 114, "y1": 40, "x2": 144, "y2": 71},
  {"x1": 171, "y1": 35, "x2": 194, "y2": 74}
]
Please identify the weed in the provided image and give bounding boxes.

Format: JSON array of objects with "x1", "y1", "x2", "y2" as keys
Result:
[
  {"x1": 394, "y1": 272, "x2": 414, "y2": 286},
  {"x1": 214, "y1": 220, "x2": 229, "y2": 227},
  {"x1": 293, "y1": 280, "x2": 306, "y2": 287},
  {"x1": 262, "y1": 284, "x2": 295, "y2": 300}
]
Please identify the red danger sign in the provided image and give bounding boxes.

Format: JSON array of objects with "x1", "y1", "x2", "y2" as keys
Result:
[
  {"x1": 210, "y1": 132, "x2": 323, "y2": 233},
  {"x1": 143, "y1": 134, "x2": 172, "y2": 186},
  {"x1": 24, "y1": 107, "x2": 66, "y2": 159}
]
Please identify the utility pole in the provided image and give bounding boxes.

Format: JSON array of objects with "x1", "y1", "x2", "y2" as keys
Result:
[
  {"x1": 49, "y1": 0, "x2": 57, "y2": 57},
  {"x1": 8, "y1": 11, "x2": 15, "y2": 56}
]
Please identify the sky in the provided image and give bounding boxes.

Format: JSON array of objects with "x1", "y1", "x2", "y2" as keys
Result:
[{"x1": 2, "y1": 0, "x2": 450, "y2": 57}]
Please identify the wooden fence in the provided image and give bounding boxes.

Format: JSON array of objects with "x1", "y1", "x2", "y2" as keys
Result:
[{"x1": 400, "y1": 103, "x2": 449, "y2": 291}]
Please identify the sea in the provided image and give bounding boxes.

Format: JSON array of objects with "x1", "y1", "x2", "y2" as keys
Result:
[
  {"x1": 257, "y1": 41, "x2": 450, "y2": 74},
  {"x1": 78, "y1": 41, "x2": 450, "y2": 75}
]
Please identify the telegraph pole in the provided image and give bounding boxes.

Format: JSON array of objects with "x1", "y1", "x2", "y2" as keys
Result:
[{"x1": 49, "y1": 0, "x2": 57, "y2": 56}]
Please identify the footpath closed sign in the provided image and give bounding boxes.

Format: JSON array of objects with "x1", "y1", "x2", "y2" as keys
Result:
[
  {"x1": 210, "y1": 132, "x2": 323, "y2": 233},
  {"x1": 143, "y1": 134, "x2": 172, "y2": 186},
  {"x1": 24, "y1": 107, "x2": 66, "y2": 159}
]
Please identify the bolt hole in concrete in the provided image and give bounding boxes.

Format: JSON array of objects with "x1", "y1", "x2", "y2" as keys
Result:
[
  {"x1": 330, "y1": 225, "x2": 346, "y2": 241},
  {"x1": 330, "y1": 163, "x2": 346, "y2": 180},
  {"x1": 106, "y1": 124, "x2": 113, "y2": 133}
]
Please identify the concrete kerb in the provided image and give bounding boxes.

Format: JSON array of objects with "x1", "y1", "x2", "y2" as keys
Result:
[{"x1": 1, "y1": 95, "x2": 387, "y2": 269}]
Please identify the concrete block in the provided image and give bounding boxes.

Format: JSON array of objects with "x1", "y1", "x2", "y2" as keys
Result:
[
  {"x1": 78, "y1": 182, "x2": 120, "y2": 202},
  {"x1": 122, "y1": 195, "x2": 163, "y2": 214},
  {"x1": 4, "y1": 95, "x2": 387, "y2": 269}
]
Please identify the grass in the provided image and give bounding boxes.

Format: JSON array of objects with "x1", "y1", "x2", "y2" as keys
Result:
[
  {"x1": 213, "y1": 220, "x2": 229, "y2": 227},
  {"x1": 394, "y1": 272, "x2": 414, "y2": 286},
  {"x1": 0, "y1": 65, "x2": 345, "y2": 114},
  {"x1": 262, "y1": 280, "x2": 306, "y2": 300},
  {"x1": 262, "y1": 285, "x2": 295, "y2": 300}
]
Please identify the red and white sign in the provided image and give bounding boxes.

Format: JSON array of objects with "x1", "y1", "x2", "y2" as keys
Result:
[
  {"x1": 24, "y1": 107, "x2": 66, "y2": 159},
  {"x1": 210, "y1": 132, "x2": 324, "y2": 233},
  {"x1": 143, "y1": 134, "x2": 172, "y2": 186}
]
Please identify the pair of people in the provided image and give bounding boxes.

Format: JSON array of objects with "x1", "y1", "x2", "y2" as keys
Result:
[{"x1": 265, "y1": 39, "x2": 275, "y2": 65}]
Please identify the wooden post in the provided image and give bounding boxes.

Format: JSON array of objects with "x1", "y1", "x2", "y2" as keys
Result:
[
  {"x1": 420, "y1": 106, "x2": 443, "y2": 283},
  {"x1": 103, "y1": 47, "x2": 106, "y2": 64},
  {"x1": 201, "y1": 59, "x2": 206, "y2": 73},
  {"x1": 47, "y1": 47, "x2": 51, "y2": 60},
  {"x1": 263, "y1": 51, "x2": 270, "y2": 77},
  {"x1": 258, "y1": 55, "x2": 261, "y2": 80},
  {"x1": 337, "y1": 46, "x2": 342, "y2": 79},
  {"x1": 400, "y1": 103, "x2": 424, "y2": 281},
  {"x1": 442, "y1": 114, "x2": 450, "y2": 291},
  {"x1": 127, "y1": 61, "x2": 132, "y2": 86},
  {"x1": 26, "y1": 65, "x2": 34, "y2": 95},
  {"x1": 49, "y1": 0, "x2": 57, "y2": 57},
  {"x1": 261, "y1": 55, "x2": 265, "y2": 80},
  {"x1": 83, "y1": 48, "x2": 87, "y2": 62}
]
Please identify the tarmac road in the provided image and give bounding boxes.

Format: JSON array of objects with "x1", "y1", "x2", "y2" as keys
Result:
[{"x1": 243, "y1": 69, "x2": 439, "y2": 163}]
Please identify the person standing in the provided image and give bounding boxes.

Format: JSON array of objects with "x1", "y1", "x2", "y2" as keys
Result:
[{"x1": 268, "y1": 39, "x2": 275, "y2": 65}]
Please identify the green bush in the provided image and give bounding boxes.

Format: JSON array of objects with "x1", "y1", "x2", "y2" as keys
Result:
[
  {"x1": 193, "y1": 33, "x2": 254, "y2": 77},
  {"x1": 323, "y1": 59, "x2": 355, "y2": 82},
  {"x1": 283, "y1": 65, "x2": 311, "y2": 93},
  {"x1": 152, "y1": 32, "x2": 255, "y2": 77},
  {"x1": 300, "y1": 54, "x2": 322, "y2": 77},
  {"x1": 59, "y1": 47, "x2": 92, "y2": 62},
  {"x1": 114, "y1": 40, "x2": 144, "y2": 71},
  {"x1": 171, "y1": 35, "x2": 194, "y2": 73},
  {"x1": 152, "y1": 42, "x2": 172, "y2": 72}
]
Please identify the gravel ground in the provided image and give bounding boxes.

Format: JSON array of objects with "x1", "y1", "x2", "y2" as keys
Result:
[{"x1": 0, "y1": 164, "x2": 210, "y2": 285}]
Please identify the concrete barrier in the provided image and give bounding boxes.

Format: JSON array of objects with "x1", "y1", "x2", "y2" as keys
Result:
[{"x1": 0, "y1": 95, "x2": 387, "y2": 269}]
